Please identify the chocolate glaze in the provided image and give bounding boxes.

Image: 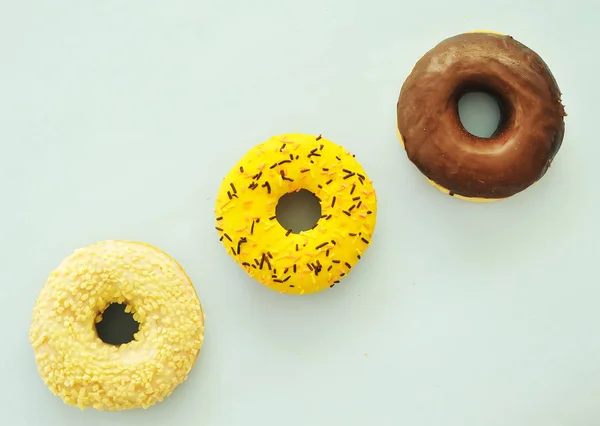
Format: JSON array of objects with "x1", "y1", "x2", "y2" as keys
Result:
[{"x1": 397, "y1": 32, "x2": 566, "y2": 199}]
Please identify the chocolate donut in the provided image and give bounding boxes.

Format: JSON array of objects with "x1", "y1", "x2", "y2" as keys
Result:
[{"x1": 397, "y1": 31, "x2": 566, "y2": 201}]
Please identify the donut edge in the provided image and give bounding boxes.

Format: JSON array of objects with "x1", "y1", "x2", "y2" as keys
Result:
[{"x1": 396, "y1": 123, "x2": 501, "y2": 203}]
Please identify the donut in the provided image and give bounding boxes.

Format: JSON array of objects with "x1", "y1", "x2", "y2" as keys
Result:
[
  {"x1": 215, "y1": 133, "x2": 377, "y2": 295},
  {"x1": 396, "y1": 31, "x2": 566, "y2": 201},
  {"x1": 29, "y1": 240, "x2": 204, "y2": 411}
]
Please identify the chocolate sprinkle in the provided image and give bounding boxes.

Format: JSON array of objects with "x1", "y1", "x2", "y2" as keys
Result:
[
  {"x1": 264, "y1": 253, "x2": 272, "y2": 270},
  {"x1": 342, "y1": 210, "x2": 351, "y2": 216},
  {"x1": 250, "y1": 220, "x2": 255, "y2": 235},
  {"x1": 357, "y1": 201, "x2": 362, "y2": 208},
  {"x1": 350, "y1": 184, "x2": 356, "y2": 195},
  {"x1": 326, "y1": 179, "x2": 333, "y2": 185},
  {"x1": 300, "y1": 168, "x2": 310, "y2": 173},
  {"x1": 240, "y1": 166, "x2": 244, "y2": 173},
  {"x1": 278, "y1": 159, "x2": 291, "y2": 165},
  {"x1": 283, "y1": 275, "x2": 291, "y2": 282},
  {"x1": 345, "y1": 262, "x2": 351, "y2": 269},
  {"x1": 230, "y1": 182, "x2": 237, "y2": 194},
  {"x1": 262, "y1": 181, "x2": 271, "y2": 194},
  {"x1": 331, "y1": 196, "x2": 336, "y2": 208},
  {"x1": 224, "y1": 233, "x2": 232, "y2": 242},
  {"x1": 348, "y1": 204, "x2": 356, "y2": 211},
  {"x1": 216, "y1": 216, "x2": 223, "y2": 220},
  {"x1": 215, "y1": 227, "x2": 223, "y2": 231},
  {"x1": 361, "y1": 237, "x2": 370, "y2": 244},
  {"x1": 269, "y1": 215, "x2": 277, "y2": 220},
  {"x1": 236, "y1": 237, "x2": 247, "y2": 255},
  {"x1": 315, "y1": 242, "x2": 328, "y2": 250},
  {"x1": 293, "y1": 264, "x2": 297, "y2": 273},
  {"x1": 332, "y1": 260, "x2": 341, "y2": 264},
  {"x1": 280, "y1": 170, "x2": 294, "y2": 181},
  {"x1": 286, "y1": 229, "x2": 292, "y2": 236},
  {"x1": 270, "y1": 163, "x2": 278, "y2": 169},
  {"x1": 316, "y1": 134, "x2": 322, "y2": 141},
  {"x1": 326, "y1": 249, "x2": 330, "y2": 257}
]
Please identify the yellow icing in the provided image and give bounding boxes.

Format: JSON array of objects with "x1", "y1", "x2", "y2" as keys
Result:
[
  {"x1": 29, "y1": 240, "x2": 205, "y2": 411},
  {"x1": 215, "y1": 133, "x2": 378, "y2": 295}
]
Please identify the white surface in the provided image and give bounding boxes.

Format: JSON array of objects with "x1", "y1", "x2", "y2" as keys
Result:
[{"x1": 2, "y1": 1, "x2": 599, "y2": 425}]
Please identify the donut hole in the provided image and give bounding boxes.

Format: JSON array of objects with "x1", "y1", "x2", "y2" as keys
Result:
[
  {"x1": 458, "y1": 91, "x2": 503, "y2": 138},
  {"x1": 95, "y1": 303, "x2": 140, "y2": 346},
  {"x1": 275, "y1": 189, "x2": 322, "y2": 233}
]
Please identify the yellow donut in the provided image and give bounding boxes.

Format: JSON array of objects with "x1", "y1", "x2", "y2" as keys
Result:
[
  {"x1": 215, "y1": 133, "x2": 378, "y2": 295},
  {"x1": 29, "y1": 240, "x2": 204, "y2": 411}
]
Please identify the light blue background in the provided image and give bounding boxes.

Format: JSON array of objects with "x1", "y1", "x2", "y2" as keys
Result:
[{"x1": 2, "y1": 1, "x2": 598, "y2": 425}]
